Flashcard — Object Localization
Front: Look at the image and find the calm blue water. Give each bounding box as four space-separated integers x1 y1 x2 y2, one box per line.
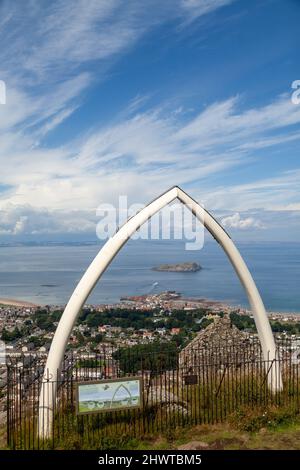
0 240 299 312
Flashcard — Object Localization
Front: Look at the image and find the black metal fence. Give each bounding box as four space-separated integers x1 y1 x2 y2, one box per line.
5 337 300 449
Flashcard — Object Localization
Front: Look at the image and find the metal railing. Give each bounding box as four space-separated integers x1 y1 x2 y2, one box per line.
5 337 300 449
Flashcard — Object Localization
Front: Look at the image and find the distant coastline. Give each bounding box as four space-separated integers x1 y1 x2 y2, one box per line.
0 294 299 317
0 298 39 307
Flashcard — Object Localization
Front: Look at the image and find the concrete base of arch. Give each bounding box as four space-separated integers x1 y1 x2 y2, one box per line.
38 186 282 438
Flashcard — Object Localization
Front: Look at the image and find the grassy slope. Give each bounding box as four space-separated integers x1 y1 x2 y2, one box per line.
1 422 300 450
2 405 300 450
119 422 300 450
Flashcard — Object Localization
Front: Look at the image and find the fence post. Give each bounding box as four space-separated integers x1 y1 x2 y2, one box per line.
6 364 10 448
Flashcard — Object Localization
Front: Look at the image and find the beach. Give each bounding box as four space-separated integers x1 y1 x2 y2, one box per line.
0 298 39 308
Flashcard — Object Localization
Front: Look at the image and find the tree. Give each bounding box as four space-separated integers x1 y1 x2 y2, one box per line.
113 342 178 374
1 327 22 342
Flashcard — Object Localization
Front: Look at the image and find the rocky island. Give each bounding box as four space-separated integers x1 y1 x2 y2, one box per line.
152 262 201 272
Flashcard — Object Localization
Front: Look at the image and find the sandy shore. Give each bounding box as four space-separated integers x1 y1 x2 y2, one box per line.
0 298 39 307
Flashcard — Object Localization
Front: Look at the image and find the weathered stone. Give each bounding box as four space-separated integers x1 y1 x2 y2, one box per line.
178 441 209 450
179 315 262 373
144 385 188 414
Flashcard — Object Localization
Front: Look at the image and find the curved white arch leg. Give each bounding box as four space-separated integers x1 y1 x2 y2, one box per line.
39 186 282 438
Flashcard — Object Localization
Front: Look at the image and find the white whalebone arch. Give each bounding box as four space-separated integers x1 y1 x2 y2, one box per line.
39 186 282 437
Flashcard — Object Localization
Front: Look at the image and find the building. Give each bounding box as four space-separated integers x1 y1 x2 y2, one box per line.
179 315 261 373
170 327 181 335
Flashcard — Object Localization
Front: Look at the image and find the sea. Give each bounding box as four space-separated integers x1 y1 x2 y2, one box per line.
0 240 299 313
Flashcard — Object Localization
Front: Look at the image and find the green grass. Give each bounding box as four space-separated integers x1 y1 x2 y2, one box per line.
112 418 300 451
54 417 300 450
6 370 300 450
4 407 300 450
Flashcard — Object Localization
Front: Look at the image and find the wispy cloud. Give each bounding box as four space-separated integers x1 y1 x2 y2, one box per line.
204 170 300 212
0 0 137 83
175 94 300 152
0 0 300 239
1 92 300 237
0 0 232 83
0 73 90 132
180 0 235 22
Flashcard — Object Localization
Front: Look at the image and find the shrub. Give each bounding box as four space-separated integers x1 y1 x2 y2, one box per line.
230 406 299 433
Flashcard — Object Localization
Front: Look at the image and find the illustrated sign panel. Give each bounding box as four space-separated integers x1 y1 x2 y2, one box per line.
76 377 143 414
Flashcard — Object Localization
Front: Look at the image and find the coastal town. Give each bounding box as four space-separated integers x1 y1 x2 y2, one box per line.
1 291 300 359
1 292 300 451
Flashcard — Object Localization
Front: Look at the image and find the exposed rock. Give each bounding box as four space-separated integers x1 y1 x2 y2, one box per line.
145 385 188 415
259 427 268 435
178 441 209 450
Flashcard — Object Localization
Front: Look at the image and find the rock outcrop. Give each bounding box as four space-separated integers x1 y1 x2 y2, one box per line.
152 262 201 272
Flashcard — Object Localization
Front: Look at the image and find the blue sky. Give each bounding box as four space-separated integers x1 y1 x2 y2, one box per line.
0 0 299 242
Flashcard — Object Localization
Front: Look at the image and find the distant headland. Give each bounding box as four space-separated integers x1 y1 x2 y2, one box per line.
152 262 201 272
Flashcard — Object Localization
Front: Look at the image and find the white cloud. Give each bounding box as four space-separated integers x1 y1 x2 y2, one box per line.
0 0 243 217
0 0 299 239
1 93 300 216
0 73 90 132
0 203 97 236
221 212 265 230
175 94 300 151
204 170 300 212
0 0 230 84
181 0 235 22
